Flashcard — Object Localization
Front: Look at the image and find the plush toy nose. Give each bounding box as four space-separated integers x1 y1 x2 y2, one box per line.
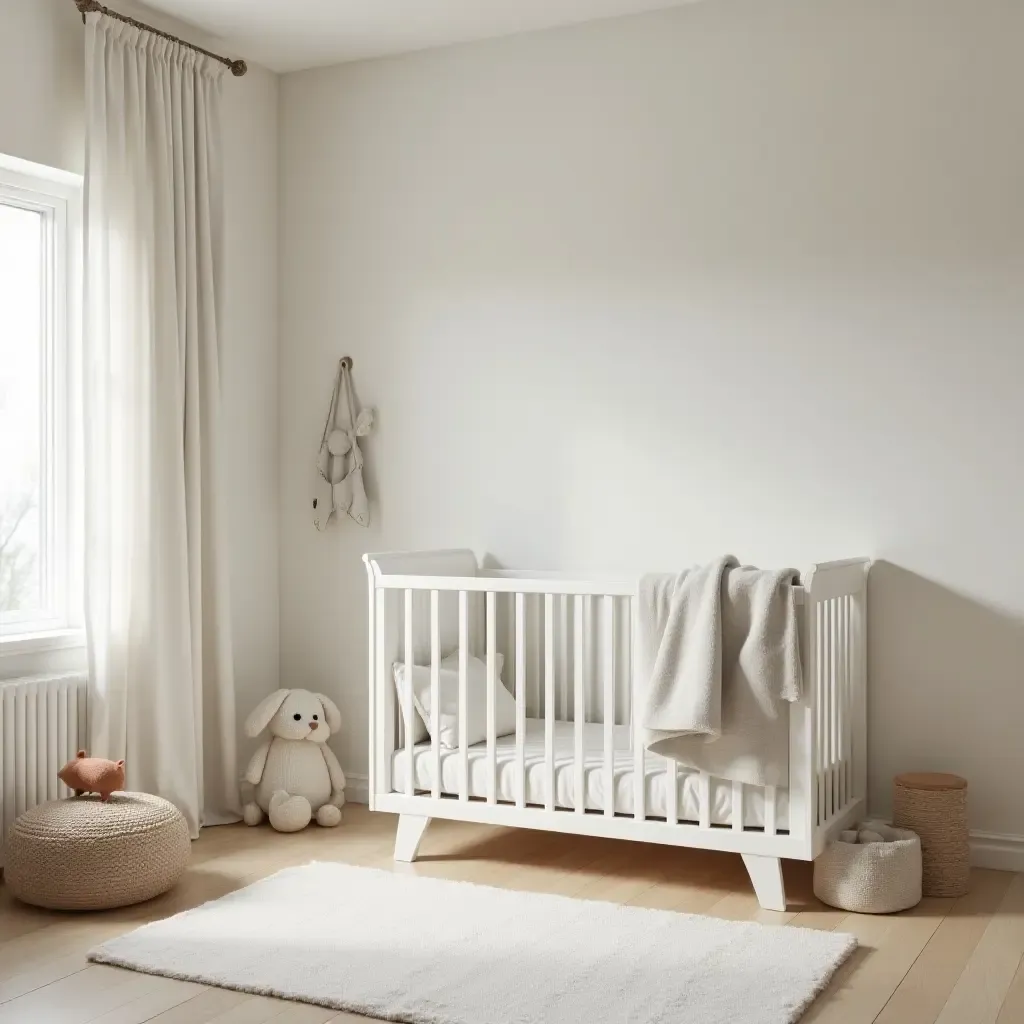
308 721 319 730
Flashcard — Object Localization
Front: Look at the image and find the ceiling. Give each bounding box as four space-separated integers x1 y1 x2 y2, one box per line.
139 0 695 74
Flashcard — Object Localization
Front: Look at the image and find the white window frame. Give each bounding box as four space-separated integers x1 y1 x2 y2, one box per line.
0 155 83 650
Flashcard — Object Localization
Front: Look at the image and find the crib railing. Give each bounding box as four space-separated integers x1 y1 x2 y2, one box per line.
803 561 869 855
365 550 868 862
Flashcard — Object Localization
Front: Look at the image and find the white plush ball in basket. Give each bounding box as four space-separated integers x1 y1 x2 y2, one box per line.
813 821 922 914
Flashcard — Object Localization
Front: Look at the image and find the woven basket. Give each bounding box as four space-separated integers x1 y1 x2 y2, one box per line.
5 792 190 910
892 772 969 897
813 821 922 914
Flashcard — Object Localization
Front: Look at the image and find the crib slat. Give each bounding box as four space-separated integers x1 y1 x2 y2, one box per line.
854 589 868 803
830 597 838 811
544 594 555 811
515 593 526 808
832 599 839 818
822 599 830 823
698 772 711 829
822 600 830 823
456 591 469 801
532 595 542 722
843 594 852 809
506 592 516 709
486 591 498 804
430 590 441 800
631 597 645 821
560 594 570 721
841 597 848 808
372 590 386 800
732 781 744 832
603 596 615 818
574 595 585 814
665 758 678 826
834 596 843 810
816 602 824 827
404 589 415 796
823 600 831 822
823 598 831 819
765 785 777 836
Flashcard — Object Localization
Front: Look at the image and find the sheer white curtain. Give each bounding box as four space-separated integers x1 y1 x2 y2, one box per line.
82 12 239 835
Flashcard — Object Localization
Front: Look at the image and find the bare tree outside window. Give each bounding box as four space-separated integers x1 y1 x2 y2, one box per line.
0 187 48 630
0 491 38 613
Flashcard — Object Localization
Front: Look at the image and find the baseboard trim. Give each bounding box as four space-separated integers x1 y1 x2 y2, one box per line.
969 831 1024 873
346 773 369 806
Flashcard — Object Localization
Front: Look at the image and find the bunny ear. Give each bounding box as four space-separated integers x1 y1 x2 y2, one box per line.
245 689 290 737
316 693 342 733
354 409 374 437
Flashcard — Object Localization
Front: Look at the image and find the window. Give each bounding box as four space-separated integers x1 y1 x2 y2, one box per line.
0 158 81 639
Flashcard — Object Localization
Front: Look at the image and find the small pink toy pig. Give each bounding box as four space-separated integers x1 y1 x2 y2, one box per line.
58 750 126 801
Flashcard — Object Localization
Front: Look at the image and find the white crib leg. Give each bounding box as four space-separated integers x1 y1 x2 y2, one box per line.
741 854 787 911
394 814 431 863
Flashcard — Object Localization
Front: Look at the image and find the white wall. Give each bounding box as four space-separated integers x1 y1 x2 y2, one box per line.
0 0 281 755
280 0 1024 836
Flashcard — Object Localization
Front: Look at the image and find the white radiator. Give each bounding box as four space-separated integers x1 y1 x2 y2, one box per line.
0 673 88 867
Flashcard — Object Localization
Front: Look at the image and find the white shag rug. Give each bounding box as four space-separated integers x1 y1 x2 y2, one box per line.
89 862 855 1024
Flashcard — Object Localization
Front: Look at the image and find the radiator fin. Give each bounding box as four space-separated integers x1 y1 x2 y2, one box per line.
0 674 87 867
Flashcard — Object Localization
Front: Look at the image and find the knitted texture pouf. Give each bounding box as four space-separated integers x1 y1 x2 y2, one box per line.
813 821 922 914
892 773 969 898
5 793 190 910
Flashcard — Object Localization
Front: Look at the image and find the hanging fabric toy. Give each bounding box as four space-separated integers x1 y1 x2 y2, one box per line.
314 358 374 530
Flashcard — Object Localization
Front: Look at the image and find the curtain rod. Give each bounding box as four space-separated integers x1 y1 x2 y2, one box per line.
74 0 248 77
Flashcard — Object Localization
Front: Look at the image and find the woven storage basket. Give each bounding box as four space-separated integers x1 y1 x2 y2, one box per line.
5 792 190 910
892 772 969 897
813 821 922 914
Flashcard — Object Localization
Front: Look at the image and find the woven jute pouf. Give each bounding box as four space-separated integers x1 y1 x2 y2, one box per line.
892 773 969 898
5 793 190 910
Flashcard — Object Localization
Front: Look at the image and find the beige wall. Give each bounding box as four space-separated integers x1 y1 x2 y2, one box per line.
0 0 281 754
279 0 1024 838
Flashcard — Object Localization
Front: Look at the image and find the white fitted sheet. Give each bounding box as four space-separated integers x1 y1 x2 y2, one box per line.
392 719 789 830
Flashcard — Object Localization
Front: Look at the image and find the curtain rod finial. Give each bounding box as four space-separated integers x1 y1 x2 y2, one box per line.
230 59 248 77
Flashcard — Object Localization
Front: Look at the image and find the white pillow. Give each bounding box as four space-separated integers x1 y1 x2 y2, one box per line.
392 652 516 750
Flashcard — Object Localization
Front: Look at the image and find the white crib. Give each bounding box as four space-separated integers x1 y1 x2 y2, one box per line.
363 549 868 910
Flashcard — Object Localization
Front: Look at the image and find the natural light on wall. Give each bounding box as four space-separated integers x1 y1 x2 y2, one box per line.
0 158 80 639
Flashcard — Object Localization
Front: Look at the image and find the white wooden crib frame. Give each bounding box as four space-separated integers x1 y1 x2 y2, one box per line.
363 550 869 911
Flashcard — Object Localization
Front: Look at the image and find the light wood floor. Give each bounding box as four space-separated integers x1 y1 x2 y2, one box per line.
1 806 1021 1023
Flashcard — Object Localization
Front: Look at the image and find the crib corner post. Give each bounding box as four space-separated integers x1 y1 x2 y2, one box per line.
365 555 378 809
789 585 818 857
741 854 787 912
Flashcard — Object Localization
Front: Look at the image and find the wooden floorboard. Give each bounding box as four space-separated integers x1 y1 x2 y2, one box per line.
0 805 1019 1023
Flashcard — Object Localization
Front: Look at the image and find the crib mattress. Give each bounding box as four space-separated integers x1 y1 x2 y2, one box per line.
391 719 789 830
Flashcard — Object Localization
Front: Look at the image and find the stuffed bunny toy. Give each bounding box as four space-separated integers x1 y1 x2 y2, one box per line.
242 689 346 832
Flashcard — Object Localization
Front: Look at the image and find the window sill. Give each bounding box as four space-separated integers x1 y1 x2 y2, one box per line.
0 629 86 658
